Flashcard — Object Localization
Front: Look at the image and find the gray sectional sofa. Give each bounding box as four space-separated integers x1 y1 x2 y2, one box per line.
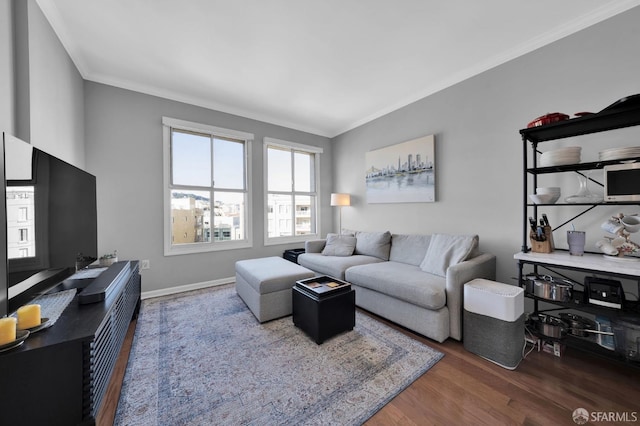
298 231 496 342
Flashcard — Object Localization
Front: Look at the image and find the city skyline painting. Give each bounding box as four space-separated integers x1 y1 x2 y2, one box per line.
365 134 435 204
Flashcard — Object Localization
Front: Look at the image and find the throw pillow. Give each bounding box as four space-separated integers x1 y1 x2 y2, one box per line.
389 234 432 266
419 234 479 277
354 231 392 260
321 234 357 257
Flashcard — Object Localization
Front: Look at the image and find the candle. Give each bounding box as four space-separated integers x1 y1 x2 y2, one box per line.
17 304 41 330
0 317 17 345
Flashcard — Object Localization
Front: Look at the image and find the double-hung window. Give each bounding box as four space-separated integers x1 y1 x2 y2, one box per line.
163 117 253 255
264 137 322 244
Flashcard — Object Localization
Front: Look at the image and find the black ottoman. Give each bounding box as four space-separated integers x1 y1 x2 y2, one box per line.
293 276 355 344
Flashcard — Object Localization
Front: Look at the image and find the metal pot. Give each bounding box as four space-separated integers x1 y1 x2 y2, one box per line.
530 313 568 339
560 313 596 337
525 274 573 302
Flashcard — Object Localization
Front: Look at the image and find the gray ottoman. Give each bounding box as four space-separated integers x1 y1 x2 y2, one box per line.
235 256 315 322
463 278 524 370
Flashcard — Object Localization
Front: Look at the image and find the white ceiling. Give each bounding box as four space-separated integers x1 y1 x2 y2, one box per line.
36 0 640 137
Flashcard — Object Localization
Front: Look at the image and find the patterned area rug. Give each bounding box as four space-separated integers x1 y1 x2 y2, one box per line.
115 285 443 425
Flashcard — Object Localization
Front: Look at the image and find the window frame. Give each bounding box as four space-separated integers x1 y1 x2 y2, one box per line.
163 117 253 256
263 137 322 246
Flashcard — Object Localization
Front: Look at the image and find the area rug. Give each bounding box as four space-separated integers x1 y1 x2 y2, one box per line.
114 284 443 425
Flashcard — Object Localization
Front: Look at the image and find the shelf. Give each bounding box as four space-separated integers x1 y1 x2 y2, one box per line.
528 328 640 368
521 289 637 317
520 106 640 143
519 99 640 369
515 251 640 278
527 157 640 175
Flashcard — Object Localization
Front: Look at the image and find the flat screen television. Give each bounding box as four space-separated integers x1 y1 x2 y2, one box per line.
2 133 97 316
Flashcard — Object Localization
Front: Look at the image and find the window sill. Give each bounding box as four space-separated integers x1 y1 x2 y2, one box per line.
264 235 319 247
165 240 252 256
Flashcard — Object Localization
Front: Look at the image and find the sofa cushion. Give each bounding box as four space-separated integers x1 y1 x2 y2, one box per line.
389 234 432 266
298 253 384 280
321 233 357 257
305 239 327 254
419 234 479 277
354 231 392 260
346 261 446 310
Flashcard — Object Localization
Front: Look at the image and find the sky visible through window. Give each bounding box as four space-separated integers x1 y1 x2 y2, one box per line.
172 132 310 193
172 131 245 189
267 147 311 192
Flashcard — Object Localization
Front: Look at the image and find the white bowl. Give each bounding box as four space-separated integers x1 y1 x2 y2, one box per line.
529 194 553 204
536 187 561 204
536 186 560 194
621 215 640 233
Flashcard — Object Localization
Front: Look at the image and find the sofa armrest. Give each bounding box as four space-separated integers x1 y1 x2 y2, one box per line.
305 239 327 254
445 253 496 340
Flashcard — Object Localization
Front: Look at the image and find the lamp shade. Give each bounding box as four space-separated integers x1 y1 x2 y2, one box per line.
330 193 351 207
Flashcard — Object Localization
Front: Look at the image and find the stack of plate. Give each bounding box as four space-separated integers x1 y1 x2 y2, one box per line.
599 146 640 161
540 147 581 167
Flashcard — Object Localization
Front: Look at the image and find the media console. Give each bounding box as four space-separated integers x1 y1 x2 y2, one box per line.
0 261 141 425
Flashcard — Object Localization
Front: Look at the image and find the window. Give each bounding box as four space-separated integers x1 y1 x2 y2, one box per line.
163 117 253 255
18 207 28 222
264 137 322 244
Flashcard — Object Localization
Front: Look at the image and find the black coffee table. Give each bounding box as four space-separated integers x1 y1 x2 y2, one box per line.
292 276 355 344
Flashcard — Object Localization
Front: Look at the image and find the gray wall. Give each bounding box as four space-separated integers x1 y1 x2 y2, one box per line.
26 0 85 166
84 82 332 292
0 0 15 135
332 7 640 285
1 0 84 168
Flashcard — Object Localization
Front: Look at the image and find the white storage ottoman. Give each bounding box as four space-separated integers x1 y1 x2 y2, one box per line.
463 278 524 369
235 256 315 323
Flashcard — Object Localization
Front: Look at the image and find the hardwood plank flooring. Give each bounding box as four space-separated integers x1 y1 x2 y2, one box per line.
101 312 640 425
365 312 640 426
97 319 137 426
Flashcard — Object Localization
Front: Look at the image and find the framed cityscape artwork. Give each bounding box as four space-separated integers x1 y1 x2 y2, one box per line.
365 134 435 203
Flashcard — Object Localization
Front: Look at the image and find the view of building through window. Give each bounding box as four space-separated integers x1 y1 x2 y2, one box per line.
6 186 35 258
170 190 245 243
267 194 313 237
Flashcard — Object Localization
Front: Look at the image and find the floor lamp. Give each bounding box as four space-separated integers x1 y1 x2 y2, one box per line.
330 193 351 235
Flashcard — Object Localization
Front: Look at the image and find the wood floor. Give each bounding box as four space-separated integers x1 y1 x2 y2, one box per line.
100 311 640 426
366 313 640 426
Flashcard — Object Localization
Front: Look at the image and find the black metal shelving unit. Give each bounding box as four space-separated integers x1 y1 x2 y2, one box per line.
516 103 640 368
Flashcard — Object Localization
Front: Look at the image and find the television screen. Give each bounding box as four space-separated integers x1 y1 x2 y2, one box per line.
4 134 97 313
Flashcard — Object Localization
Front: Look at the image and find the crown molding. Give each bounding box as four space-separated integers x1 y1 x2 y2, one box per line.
36 0 640 139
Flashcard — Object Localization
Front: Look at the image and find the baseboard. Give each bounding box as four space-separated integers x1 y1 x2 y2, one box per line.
141 276 235 300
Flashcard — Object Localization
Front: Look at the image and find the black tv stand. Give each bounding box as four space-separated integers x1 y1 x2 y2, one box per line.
0 261 141 425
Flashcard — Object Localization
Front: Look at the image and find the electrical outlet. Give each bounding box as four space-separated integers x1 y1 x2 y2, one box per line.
141 259 150 270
